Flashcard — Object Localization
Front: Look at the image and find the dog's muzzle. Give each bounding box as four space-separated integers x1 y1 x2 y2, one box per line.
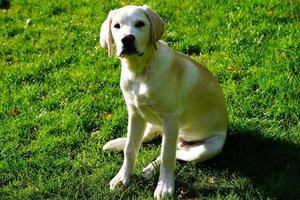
119 34 144 57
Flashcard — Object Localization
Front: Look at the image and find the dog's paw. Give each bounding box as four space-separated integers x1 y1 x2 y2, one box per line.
142 161 159 179
154 178 174 199
109 167 132 190
142 166 154 179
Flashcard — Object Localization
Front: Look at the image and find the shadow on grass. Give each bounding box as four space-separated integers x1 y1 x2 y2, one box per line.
106 127 299 199
0 0 10 9
179 127 300 199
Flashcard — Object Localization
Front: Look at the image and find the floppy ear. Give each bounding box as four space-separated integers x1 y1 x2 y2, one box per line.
142 5 164 49
99 10 117 57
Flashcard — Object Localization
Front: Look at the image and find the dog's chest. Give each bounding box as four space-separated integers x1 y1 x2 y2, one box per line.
126 80 152 107
127 81 148 104
123 80 161 124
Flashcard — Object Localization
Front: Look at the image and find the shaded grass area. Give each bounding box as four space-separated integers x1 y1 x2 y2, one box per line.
0 0 299 199
202 129 300 199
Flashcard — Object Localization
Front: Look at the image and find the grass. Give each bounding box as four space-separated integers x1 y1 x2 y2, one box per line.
0 0 299 199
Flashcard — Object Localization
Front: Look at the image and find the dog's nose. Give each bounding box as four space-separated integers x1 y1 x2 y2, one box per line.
121 34 135 46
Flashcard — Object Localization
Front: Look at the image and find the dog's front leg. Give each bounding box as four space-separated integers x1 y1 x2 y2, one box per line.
109 111 146 190
154 117 178 199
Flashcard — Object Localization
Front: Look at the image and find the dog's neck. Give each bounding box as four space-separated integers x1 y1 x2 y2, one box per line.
120 46 157 78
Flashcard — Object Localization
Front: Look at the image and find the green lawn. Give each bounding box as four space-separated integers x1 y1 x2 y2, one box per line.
0 0 299 199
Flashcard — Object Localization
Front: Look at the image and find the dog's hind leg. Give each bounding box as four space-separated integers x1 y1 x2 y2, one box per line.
142 123 162 143
102 137 127 152
142 132 226 179
102 123 162 151
176 133 226 162
142 156 161 179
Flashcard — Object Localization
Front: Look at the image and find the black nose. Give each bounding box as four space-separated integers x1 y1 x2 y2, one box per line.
121 34 135 46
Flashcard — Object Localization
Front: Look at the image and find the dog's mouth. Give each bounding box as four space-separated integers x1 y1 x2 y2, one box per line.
119 45 144 58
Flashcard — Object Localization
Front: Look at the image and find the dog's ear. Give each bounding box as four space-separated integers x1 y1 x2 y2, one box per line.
100 10 117 57
142 5 164 50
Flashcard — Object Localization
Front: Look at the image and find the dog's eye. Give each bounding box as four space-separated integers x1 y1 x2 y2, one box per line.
135 21 145 28
114 23 120 29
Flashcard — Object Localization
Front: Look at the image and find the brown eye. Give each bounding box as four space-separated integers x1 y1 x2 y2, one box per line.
135 21 145 28
114 23 120 29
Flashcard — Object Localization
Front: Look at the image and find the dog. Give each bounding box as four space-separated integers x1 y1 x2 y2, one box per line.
100 5 227 199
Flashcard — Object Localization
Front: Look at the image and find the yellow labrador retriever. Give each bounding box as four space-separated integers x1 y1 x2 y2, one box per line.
100 5 227 199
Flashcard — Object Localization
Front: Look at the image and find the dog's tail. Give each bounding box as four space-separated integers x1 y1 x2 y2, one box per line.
102 137 127 152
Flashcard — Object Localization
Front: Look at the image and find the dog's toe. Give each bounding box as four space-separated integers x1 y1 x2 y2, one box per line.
154 179 174 199
109 167 131 190
142 157 160 179
142 166 154 179
142 162 158 179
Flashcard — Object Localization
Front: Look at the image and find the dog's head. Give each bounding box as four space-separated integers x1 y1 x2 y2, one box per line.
100 5 164 58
